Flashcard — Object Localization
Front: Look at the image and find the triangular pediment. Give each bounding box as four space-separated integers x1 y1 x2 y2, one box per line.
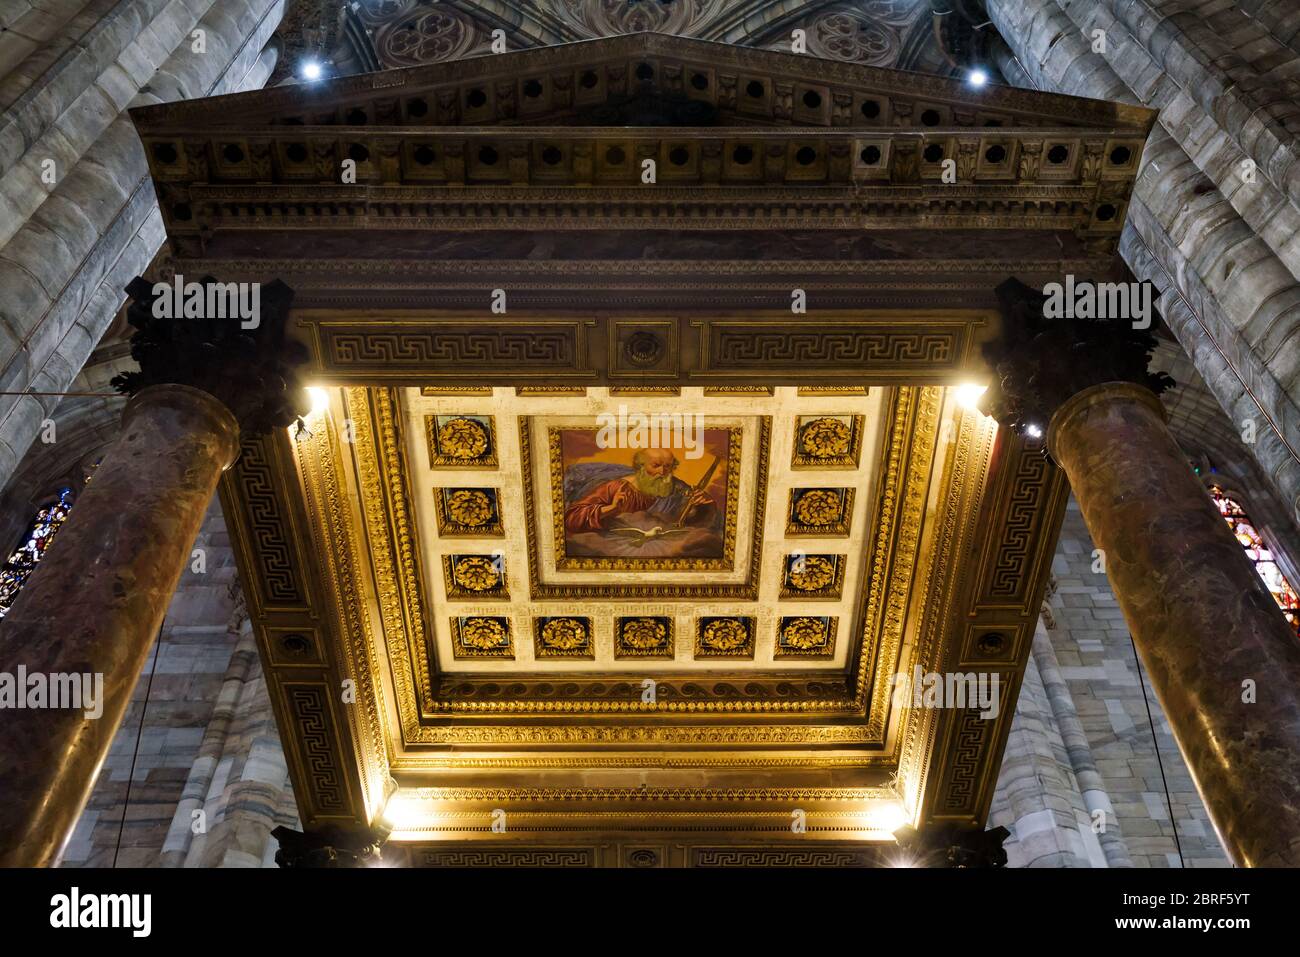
131 31 1153 134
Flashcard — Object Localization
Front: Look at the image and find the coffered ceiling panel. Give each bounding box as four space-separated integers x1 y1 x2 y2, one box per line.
403 387 886 673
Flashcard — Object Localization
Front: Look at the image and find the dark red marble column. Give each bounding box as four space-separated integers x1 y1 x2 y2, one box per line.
0 276 305 867
1048 382 1300 867
0 386 238 867
981 276 1300 866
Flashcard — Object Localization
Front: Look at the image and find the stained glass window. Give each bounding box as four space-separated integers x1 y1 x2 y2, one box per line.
0 488 74 619
1208 486 1300 637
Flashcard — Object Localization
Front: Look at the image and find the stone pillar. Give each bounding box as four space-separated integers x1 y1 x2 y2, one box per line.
0 277 306 867
981 278 1300 867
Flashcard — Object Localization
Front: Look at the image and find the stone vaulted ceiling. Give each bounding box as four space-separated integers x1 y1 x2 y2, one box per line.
272 0 969 85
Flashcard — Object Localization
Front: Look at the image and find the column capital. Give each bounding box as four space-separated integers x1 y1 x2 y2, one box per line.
896 824 1011 867
978 276 1174 436
111 275 310 437
271 824 390 868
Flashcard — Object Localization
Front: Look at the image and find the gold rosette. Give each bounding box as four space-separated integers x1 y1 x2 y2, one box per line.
800 417 851 457
541 618 588 651
788 555 835 591
701 618 748 651
781 617 828 651
461 618 507 649
453 556 500 592
447 489 493 526
795 489 841 526
438 417 489 459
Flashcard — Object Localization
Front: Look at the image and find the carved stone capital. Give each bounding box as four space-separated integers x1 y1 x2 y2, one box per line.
898 824 1011 868
271 824 389 869
978 277 1174 436
111 276 310 437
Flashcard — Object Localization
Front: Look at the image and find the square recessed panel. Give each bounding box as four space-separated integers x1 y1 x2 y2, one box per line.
450 616 513 659
695 616 755 659
435 487 504 536
614 616 675 659
787 487 854 536
779 554 845 600
791 414 864 468
775 616 838 659
426 414 498 468
535 616 595 659
443 554 508 600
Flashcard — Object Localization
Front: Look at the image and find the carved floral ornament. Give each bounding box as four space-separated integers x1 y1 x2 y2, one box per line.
452 556 500 592
621 617 668 650
446 489 493 527
795 489 842 526
540 617 589 651
438 417 489 459
789 555 836 591
460 617 508 649
700 618 749 651
780 616 828 650
799 417 852 458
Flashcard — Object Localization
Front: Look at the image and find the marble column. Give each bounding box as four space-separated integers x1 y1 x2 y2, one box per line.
0 277 306 867
982 278 1300 867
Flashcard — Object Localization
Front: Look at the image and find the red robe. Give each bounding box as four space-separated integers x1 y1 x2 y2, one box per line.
564 479 658 534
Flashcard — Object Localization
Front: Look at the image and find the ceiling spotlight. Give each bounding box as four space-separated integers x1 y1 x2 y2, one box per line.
300 60 323 81
307 386 330 415
954 383 988 411
967 68 989 88
1025 423 1044 438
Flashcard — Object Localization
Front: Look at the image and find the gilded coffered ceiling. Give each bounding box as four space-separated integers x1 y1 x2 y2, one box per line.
404 386 884 675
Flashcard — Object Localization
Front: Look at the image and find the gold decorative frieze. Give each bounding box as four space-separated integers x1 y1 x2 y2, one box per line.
427 414 498 469
779 554 845 600
798 386 869 395
534 617 595 660
451 616 514 659
421 387 493 396
517 386 587 396
695 617 755 659
435 487 504 537
775 617 839 659
787 487 854 536
703 386 774 395
792 414 864 468
614 616 676 660
442 554 508 600
608 386 681 396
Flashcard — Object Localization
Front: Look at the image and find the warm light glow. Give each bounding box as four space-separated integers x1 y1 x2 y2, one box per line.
300 60 323 81
307 386 330 415
864 801 910 835
967 68 989 88
954 383 988 411
1025 423 1043 438
379 794 426 834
